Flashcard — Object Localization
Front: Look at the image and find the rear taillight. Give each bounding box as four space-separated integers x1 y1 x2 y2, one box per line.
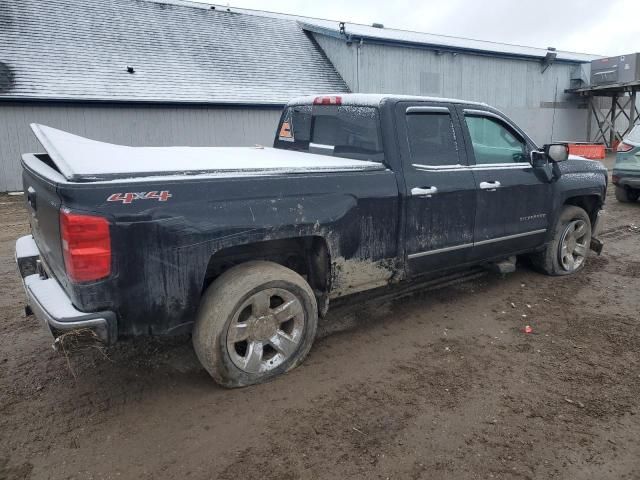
60 210 111 283
313 95 342 105
617 142 633 152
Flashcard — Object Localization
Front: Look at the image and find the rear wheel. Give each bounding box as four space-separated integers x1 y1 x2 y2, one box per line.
615 185 639 203
531 205 592 276
193 261 318 388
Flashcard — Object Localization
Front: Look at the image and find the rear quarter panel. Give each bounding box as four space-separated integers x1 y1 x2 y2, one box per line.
58 169 400 337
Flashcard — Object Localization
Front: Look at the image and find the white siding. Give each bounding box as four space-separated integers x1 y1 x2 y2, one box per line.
314 34 590 146
0 103 282 191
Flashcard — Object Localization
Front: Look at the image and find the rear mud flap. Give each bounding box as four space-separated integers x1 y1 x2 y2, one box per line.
590 237 603 255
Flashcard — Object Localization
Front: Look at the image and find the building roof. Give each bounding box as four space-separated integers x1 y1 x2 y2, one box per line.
0 0 349 104
204 3 601 63
301 23 601 63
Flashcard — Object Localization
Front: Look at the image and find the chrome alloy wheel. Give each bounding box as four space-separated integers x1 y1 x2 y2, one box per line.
226 288 305 374
558 219 589 272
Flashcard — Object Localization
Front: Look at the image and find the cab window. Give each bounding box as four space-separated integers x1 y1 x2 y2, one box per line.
274 105 384 163
405 112 460 166
465 115 527 164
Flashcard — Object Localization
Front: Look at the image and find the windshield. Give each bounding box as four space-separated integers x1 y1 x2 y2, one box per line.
274 105 385 162
626 124 640 145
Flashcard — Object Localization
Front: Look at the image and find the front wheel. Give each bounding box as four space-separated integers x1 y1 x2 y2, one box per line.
530 205 592 276
193 261 318 388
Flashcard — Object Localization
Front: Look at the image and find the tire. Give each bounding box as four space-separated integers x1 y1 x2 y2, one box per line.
530 205 592 276
193 260 318 388
615 185 639 203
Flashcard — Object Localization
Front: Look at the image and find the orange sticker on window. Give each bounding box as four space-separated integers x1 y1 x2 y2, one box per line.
279 121 294 142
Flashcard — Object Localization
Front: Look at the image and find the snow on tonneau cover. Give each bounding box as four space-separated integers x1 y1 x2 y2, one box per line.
29 124 384 182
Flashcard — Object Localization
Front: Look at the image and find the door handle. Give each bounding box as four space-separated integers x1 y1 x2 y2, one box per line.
479 181 501 191
411 186 438 196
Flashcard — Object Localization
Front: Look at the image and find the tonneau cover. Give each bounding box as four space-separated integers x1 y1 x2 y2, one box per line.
30 124 384 182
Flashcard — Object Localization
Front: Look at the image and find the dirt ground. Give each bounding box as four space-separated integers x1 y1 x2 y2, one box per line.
1 173 639 479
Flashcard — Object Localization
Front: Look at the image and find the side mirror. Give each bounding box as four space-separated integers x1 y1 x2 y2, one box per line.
544 143 569 163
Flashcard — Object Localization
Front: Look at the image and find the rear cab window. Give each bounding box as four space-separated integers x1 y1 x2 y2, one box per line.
274 104 385 163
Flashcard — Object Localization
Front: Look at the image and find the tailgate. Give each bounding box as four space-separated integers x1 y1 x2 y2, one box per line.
22 159 67 289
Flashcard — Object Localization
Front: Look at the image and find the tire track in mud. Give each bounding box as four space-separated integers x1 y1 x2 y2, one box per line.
217 337 497 480
217 252 640 480
597 224 640 240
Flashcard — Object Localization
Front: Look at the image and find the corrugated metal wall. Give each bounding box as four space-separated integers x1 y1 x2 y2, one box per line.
313 34 589 146
0 103 282 191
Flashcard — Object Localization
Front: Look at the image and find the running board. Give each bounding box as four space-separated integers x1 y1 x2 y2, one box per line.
331 267 487 311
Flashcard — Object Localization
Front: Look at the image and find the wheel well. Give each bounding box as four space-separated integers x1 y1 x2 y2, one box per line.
564 195 602 226
202 236 330 296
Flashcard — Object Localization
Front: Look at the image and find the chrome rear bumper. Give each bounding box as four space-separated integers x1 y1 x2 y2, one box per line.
16 235 116 344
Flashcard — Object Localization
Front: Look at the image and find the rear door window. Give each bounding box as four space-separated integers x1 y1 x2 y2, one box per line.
405 111 460 166
274 105 384 162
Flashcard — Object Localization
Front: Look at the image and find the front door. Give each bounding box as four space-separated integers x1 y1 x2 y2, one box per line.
396 102 477 275
457 107 552 261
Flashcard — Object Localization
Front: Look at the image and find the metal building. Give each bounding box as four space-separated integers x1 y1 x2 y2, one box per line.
225 6 600 145
0 0 602 192
308 27 599 144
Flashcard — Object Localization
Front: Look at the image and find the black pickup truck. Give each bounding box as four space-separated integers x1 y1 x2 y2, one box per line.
16 94 607 387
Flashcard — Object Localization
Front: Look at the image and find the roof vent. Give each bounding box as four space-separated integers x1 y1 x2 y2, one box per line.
126 66 135 74
210 5 234 13
541 47 557 73
372 22 384 28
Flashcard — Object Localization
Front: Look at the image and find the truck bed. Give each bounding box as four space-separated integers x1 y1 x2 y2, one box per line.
20 124 400 338
29 124 385 182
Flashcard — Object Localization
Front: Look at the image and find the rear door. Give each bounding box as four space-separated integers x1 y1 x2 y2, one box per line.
396 102 476 275
457 107 552 260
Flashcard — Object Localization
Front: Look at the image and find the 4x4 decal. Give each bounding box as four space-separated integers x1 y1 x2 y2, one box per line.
107 191 172 204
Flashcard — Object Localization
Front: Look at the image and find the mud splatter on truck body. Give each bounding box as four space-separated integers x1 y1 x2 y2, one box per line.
22 152 401 337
